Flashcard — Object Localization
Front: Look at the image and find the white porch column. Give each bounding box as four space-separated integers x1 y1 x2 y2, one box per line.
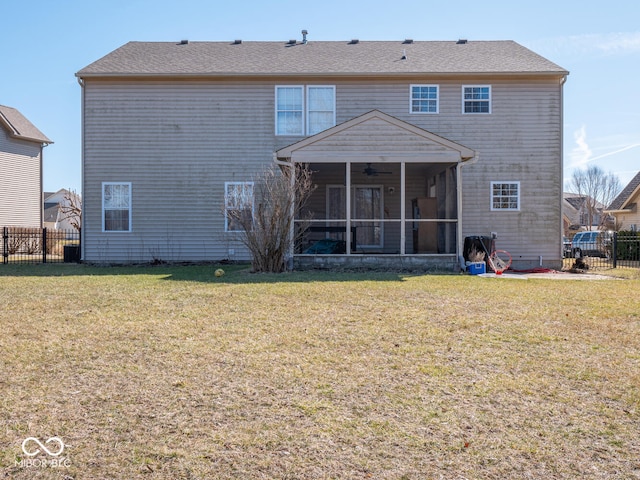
456 162 463 261
400 162 406 255
346 161 352 255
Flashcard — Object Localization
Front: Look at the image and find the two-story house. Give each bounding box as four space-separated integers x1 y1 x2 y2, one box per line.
76 37 568 269
0 104 53 228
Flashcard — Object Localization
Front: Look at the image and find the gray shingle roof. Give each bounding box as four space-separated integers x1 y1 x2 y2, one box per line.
0 105 52 144
608 171 640 210
77 40 568 77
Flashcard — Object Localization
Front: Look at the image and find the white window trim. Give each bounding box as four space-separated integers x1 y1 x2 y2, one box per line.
462 85 492 114
224 181 254 232
490 181 520 211
102 182 132 232
275 86 304 136
306 85 336 135
410 84 439 114
275 85 336 136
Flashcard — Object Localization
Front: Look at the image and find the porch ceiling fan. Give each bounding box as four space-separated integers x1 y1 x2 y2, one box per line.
362 163 392 176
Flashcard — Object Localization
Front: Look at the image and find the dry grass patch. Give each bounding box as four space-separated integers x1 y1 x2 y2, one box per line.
1 264 639 479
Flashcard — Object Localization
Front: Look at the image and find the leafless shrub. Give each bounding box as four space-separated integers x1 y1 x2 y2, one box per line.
7 234 25 254
467 246 485 263
227 164 315 273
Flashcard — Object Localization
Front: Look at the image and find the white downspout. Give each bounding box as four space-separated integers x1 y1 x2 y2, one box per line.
559 75 567 262
288 159 295 270
77 75 85 261
457 153 479 266
273 154 296 269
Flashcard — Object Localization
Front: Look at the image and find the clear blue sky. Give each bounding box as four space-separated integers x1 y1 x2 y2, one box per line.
3 0 639 193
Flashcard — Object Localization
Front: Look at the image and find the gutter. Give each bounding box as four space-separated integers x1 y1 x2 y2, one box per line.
74 71 570 80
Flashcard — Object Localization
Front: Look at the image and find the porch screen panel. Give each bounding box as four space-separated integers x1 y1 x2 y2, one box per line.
327 186 346 242
354 187 382 247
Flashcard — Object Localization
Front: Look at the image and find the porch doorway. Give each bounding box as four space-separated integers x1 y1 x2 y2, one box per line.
328 185 384 250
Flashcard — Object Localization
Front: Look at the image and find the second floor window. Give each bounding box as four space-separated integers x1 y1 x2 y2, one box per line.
410 85 439 113
276 86 335 135
463 85 491 114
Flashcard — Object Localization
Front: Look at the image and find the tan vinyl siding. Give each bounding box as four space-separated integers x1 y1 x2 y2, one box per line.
83 75 563 263
615 210 640 230
457 81 563 262
0 127 42 227
83 80 275 262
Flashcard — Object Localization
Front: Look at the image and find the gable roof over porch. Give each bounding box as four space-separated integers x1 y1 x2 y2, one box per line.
276 110 476 163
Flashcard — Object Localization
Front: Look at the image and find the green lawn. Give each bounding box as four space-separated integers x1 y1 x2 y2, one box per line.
1 264 639 479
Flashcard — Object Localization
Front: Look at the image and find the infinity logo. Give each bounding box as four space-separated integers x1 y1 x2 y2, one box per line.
21 437 65 457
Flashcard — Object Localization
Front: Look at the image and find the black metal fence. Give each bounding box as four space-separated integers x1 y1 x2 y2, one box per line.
564 230 640 270
2 227 81 264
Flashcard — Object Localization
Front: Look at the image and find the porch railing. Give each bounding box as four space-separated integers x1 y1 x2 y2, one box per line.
295 219 457 255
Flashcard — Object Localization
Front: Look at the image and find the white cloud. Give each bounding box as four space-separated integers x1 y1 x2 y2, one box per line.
589 143 640 162
569 125 592 168
529 32 640 58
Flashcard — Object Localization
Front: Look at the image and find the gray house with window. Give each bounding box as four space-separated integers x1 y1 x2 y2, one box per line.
76 38 568 269
0 104 53 228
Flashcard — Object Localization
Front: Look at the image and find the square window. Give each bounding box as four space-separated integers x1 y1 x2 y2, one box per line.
410 85 439 113
491 182 520 211
463 86 491 114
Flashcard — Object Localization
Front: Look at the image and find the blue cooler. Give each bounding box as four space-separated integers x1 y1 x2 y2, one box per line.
467 262 486 275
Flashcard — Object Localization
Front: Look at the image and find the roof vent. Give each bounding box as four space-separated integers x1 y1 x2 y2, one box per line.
401 49 407 60
456 39 468 44
403 39 414 44
179 39 189 45
287 39 297 45
233 39 242 45
302 29 308 44
349 39 359 44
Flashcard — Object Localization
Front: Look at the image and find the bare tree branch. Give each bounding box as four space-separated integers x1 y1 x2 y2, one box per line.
570 166 620 230
59 188 82 231
226 164 315 273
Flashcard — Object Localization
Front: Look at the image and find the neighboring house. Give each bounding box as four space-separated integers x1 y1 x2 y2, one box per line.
563 192 613 235
44 189 82 230
606 171 640 231
0 105 53 228
76 37 568 269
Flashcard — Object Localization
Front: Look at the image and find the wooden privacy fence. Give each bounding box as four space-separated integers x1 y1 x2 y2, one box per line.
1 227 81 264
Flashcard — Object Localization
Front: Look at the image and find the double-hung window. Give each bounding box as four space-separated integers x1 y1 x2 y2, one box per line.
275 86 335 135
410 85 439 114
491 181 520 211
102 182 131 232
463 85 491 114
225 182 254 232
